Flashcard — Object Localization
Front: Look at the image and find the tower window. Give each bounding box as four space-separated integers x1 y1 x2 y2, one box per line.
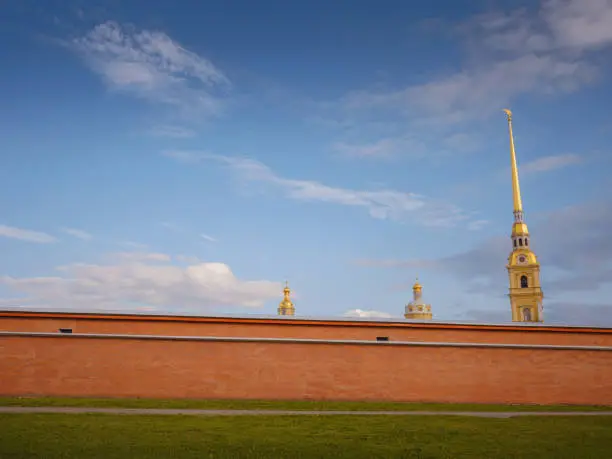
518 238 523 246
520 275 528 288
525 239 529 246
513 239 517 248
522 307 532 321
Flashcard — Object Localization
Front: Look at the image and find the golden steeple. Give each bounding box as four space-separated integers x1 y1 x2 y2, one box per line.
504 109 523 214
277 281 295 316
503 109 544 323
404 277 432 320
504 109 530 239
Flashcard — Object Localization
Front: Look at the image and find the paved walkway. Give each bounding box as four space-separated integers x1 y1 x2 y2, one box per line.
1 407 612 418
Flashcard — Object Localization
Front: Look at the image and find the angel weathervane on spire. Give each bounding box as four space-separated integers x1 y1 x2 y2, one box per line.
503 108 512 121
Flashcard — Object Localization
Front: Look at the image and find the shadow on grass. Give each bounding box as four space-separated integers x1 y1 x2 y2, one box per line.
1 396 610 412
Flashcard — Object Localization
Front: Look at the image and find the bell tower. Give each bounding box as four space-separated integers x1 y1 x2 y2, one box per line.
503 109 544 323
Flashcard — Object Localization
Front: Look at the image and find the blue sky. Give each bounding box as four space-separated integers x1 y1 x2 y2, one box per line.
1 0 612 325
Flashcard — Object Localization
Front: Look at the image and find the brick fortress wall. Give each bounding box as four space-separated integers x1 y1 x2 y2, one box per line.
1 311 611 405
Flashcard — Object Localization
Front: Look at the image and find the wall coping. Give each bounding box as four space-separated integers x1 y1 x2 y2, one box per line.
2 331 611 351
1 308 611 334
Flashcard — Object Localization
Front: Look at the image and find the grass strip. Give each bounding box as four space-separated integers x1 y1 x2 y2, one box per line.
1 413 611 458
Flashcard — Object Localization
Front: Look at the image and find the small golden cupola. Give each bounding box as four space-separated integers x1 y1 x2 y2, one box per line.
404 277 432 320
277 281 295 316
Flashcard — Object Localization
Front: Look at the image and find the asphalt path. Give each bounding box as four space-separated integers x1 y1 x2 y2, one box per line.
1 407 612 418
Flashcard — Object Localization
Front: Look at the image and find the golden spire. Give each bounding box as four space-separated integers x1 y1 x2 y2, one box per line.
412 276 422 291
278 280 295 316
503 109 543 323
503 109 524 215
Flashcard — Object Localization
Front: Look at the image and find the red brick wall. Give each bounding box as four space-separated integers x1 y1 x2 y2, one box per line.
2 315 612 346
1 334 611 405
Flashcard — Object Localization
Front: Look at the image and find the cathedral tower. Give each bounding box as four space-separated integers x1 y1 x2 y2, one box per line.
277 281 295 316
404 278 432 320
503 109 544 323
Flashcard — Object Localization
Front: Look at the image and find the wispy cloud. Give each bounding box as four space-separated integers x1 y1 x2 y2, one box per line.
70 21 231 118
120 241 148 250
2 252 280 311
160 221 218 243
176 255 201 264
462 301 612 327
344 309 394 319
148 125 197 138
331 137 427 160
467 220 489 231
160 221 182 232
321 0 612 159
444 0 612 118
113 252 171 262
355 200 612 301
164 151 480 228
341 54 593 127
61 227 93 241
200 233 217 243
0 225 57 244
540 0 612 51
520 153 583 174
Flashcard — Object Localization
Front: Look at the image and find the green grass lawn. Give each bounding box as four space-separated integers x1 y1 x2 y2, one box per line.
1 396 610 412
1 413 611 459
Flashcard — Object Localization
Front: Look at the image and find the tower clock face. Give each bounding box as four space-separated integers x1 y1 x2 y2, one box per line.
517 255 527 264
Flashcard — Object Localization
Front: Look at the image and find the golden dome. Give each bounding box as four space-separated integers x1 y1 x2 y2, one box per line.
278 281 295 315
412 278 422 291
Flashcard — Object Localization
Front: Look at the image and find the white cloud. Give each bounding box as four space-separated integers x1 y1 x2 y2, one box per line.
61 227 93 241
2 253 281 311
164 151 480 228
521 153 583 174
544 0 612 51
344 309 394 319
71 21 230 118
0 225 57 244
200 233 217 243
